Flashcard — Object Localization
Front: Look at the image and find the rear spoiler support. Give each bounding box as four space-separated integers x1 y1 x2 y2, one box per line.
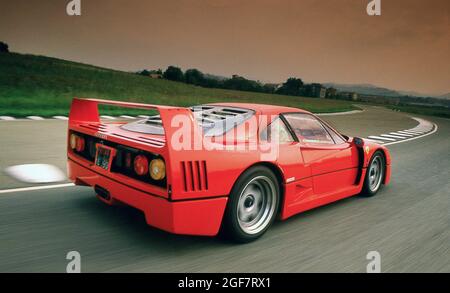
69 98 202 196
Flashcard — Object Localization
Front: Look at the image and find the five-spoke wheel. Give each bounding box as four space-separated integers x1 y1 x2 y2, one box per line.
222 166 279 242
361 151 386 196
237 176 277 235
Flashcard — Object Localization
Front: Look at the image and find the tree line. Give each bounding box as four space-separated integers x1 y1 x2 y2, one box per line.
0 41 9 53
137 66 329 98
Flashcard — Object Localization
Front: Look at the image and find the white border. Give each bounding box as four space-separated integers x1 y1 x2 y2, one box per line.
0 183 75 195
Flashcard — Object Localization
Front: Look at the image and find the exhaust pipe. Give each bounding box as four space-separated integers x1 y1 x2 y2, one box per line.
95 185 111 201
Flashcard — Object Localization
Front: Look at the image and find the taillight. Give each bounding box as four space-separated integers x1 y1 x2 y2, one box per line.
76 136 85 152
133 155 149 176
149 158 166 180
70 133 85 152
70 133 78 149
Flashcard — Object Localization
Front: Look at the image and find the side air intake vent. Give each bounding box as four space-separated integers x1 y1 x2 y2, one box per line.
181 161 208 192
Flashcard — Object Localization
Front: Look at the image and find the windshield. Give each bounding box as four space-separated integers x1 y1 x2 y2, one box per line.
120 105 255 137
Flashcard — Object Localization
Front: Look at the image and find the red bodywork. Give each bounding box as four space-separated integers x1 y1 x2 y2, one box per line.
67 98 391 236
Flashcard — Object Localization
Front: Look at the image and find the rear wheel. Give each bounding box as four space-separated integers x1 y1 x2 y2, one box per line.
222 166 280 243
360 151 385 197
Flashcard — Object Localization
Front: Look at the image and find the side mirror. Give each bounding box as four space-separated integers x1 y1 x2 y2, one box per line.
351 137 365 147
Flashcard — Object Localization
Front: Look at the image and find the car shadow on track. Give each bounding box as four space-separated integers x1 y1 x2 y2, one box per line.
69 185 391 251
71 193 228 249
278 186 392 223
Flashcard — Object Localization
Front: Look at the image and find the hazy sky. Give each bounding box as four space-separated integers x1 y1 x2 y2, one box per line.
1 0 449 95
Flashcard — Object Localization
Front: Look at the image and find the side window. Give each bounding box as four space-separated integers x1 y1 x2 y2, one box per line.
322 122 346 144
260 117 294 144
283 113 334 145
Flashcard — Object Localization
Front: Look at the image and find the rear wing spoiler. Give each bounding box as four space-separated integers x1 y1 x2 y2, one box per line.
69 97 181 122
69 98 200 139
68 97 201 143
69 98 204 197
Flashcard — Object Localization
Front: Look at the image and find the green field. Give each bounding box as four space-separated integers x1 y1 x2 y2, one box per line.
386 104 450 119
0 53 356 117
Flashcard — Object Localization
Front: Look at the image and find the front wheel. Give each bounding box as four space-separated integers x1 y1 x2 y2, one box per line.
360 151 385 197
222 166 280 243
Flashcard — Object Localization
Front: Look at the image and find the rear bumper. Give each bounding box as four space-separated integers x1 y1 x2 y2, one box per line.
68 159 227 236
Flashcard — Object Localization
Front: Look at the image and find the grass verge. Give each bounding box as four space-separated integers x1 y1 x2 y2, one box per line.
0 53 356 117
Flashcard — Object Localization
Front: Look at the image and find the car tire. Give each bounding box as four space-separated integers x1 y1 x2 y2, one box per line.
222 166 280 243
360 151 385 197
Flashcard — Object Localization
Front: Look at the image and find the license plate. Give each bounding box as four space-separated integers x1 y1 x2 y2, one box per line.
95 145 113 170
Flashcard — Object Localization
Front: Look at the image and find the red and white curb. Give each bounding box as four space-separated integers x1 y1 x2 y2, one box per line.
0 116 16 121
364 117 437 146
0 115 127 121
53 116 68 120
26 116 45 120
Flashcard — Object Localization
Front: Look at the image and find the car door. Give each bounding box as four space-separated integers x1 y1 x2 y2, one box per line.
282 113 358 199
259 116 310 181
259 116 315 215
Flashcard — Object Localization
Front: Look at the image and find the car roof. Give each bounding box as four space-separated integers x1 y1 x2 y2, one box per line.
206 102 310 115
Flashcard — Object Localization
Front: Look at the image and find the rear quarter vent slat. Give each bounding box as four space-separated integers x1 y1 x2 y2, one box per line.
195 161 202 190
181 160 208 192
202 161 208 190
188 161 195 191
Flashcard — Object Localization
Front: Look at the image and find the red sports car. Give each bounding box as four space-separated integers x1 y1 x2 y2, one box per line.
67 98 391 242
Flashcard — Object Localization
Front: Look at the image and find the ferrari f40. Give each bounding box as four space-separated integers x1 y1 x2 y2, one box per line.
67 98 391 242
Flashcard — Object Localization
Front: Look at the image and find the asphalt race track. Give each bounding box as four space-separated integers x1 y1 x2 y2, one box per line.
0 106 448 272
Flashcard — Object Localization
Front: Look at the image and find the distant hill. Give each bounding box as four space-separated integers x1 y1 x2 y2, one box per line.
323 82 450 99
323 83 401 97
204 73 228 81
437 93 450 100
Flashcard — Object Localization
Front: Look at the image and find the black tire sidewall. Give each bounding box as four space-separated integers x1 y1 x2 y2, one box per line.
222 166 280 243
361 151 385 197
